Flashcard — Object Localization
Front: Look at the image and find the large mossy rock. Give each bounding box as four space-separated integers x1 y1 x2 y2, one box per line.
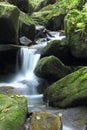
32 0 84 30
0 2 20 44
29 111 62 130
43 67 87 108
64 3 87 58
34 55 71 82
41 39 71 65
19 11 36 41
0 94 27 130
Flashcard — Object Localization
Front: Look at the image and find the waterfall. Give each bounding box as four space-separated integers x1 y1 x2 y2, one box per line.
16 48 41 81
19 48 40 74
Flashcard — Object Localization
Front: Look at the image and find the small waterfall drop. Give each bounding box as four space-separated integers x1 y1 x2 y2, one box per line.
15 48 41 82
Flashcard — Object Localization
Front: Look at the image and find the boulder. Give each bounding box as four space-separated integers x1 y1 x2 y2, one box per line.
29 111 62 130
41 39 71 65
0 2 20 44
43 66 87 108
19 11 36 41
0 94 27 130
34 55 71 82
64 3 87 58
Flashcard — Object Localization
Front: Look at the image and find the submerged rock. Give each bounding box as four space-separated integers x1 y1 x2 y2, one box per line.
43 66 87 108
29 111 62 130
34 55 71 83
0 94 27 130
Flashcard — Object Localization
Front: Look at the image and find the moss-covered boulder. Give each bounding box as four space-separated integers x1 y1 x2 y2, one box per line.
43 66 87 108
34 55 71 82
0 2 19 44
0 94 27 130
41 39 71 65
32 0 84 30
64 3 87 58
19 11 36 41
29 111 62 130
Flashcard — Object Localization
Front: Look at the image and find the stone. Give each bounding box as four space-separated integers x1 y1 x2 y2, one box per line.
41 39 70 65
0 94 27 130
0 2 20 44
19 11 36 41
19 36 32 46
34 55 71 82
43 66 87 108
29 111 62 130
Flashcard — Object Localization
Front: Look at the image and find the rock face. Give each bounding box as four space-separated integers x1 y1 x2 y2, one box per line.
64 3 87 58
43 67 87 108
34 55 71 82
0 94 27 130
0 2 19 44
29 111 62 130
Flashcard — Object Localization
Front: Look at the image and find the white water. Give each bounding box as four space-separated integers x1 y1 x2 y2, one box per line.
0 32 74 130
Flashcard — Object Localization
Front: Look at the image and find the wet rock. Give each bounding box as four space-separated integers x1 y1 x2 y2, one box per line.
0 94 27 130
0 87 14 94
29 111 62 130
43 66 87 108
34 55 71 83
0 2 19 44
20 36 32 46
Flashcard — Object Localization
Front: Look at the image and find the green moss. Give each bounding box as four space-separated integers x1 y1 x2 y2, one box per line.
19 11 35 25
44 67 87 107
32 0 83 26
0 94 27 130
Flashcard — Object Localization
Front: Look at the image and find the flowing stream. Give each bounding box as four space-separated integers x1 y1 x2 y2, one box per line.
0 31 76 130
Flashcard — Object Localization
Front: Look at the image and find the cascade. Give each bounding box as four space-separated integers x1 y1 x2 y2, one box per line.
0 30 76 130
